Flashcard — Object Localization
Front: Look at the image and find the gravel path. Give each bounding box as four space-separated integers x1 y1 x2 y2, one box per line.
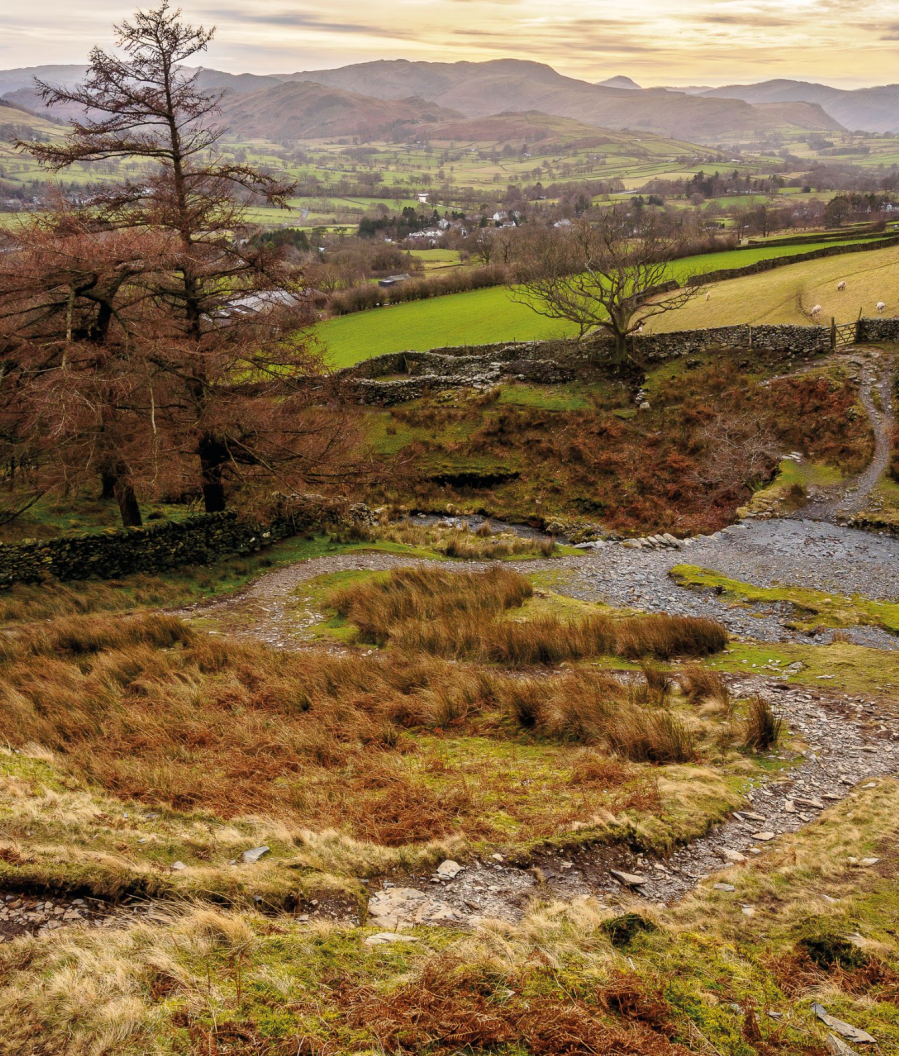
368 675 897 928
800 351 896 522
178 518 899 652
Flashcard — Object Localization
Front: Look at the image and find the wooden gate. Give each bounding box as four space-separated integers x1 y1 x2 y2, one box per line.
831 319 857 350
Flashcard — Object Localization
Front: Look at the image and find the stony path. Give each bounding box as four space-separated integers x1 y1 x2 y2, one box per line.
800 350 896 522
368 675 897 929
178 518 899 652
0 892 161 941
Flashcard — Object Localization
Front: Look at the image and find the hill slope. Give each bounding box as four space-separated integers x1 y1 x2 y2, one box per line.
278 59 829 141
218 80 461 140
701 79 899 133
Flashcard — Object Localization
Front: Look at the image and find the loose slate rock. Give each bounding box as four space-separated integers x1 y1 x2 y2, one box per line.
752 831 776 842
436 860 463 879
826 1035 859 1056
364 932 419 946
812 1005 876 1045
368 887 462 929
242 846 271 864
713 883 735 892
610 870 647 887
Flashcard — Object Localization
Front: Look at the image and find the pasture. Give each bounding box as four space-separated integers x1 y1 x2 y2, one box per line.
647 240 899 331
319 236 893 365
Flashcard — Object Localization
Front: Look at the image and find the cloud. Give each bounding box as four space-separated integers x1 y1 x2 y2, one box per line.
199 7 418 39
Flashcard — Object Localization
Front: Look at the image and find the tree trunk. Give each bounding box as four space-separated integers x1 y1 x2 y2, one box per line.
100 470 116 500
114 479 143 527
199 437 229 513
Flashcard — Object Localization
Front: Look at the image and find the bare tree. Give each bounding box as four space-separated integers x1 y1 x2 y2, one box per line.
0 207 166 526
511 213 698 364
16 3 360 515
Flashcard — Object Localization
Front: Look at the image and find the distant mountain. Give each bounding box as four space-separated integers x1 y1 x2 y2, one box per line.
700 79 899 133
218 81 461 140
0 59 865 144
0 65 88 96
278 59 833 141
597 76 641 90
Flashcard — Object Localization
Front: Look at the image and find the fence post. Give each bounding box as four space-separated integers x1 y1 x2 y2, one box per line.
831 318 836 351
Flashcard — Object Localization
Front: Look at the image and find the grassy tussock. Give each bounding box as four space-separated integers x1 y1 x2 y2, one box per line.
742 695 783 750
330 565 533 647
0 612 724 847
678 664 731 712
332 566 727 663
498 671 698 764
376 519 557 559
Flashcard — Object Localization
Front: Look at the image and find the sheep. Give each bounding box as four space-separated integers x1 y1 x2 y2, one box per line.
810 304 822 319
877 301 887 314
705 290 712 301
837 281 846 291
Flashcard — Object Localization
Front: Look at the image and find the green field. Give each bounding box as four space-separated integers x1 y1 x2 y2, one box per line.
319 236 893 365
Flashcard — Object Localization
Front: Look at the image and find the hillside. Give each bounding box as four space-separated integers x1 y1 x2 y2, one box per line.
753 100 845 132
417 109 662 147
279 59 830 141
701 78 899 133
218 81 461 141
0 60 867 143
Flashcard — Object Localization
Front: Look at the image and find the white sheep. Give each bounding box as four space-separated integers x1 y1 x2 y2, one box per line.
877 301 887 314
837 281 846 291
705 290 711 301
810 304 822 319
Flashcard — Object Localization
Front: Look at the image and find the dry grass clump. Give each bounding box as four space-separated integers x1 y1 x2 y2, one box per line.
0 611 710 845
742 695 783 750
330 565 533 646
499 670 698 764
332 567 727 665
342 956 691 1056
376 518 556 560
678 664 731 711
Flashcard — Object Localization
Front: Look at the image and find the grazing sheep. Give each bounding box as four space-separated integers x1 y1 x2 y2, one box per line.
705 290 712 301
877 301 887 313
810 304 822 319
838 281 846 291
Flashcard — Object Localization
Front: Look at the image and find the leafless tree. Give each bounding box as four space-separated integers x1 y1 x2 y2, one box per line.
15 3 362 515
511 213 698 364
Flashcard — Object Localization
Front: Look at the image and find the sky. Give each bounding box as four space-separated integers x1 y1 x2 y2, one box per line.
2 0 899 87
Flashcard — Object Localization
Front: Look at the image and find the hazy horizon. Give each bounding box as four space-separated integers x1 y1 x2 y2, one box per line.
2 0 898 90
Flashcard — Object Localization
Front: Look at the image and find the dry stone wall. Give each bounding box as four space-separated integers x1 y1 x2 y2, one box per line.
338 319 863 403
857 318 899 343
0 497 366 587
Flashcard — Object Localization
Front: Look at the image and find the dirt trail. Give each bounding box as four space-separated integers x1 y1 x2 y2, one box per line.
799 350 895 522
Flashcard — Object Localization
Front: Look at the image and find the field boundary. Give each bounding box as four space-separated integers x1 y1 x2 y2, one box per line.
0 498 370 586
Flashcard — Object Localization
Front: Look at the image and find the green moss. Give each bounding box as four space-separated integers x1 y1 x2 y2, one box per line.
711 640 899 697
672 563 899 635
